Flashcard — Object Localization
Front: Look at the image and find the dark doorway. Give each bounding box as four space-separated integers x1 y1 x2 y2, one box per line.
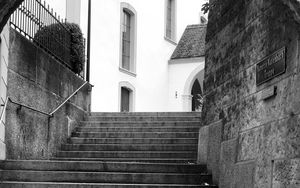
191 79 202 111
121 87 130 112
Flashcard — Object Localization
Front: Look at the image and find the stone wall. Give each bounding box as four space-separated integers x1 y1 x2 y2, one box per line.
0 23 10 160
201 0 300 187
5 28 91 160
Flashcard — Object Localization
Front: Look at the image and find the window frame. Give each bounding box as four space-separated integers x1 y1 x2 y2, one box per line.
119 2 137 76
164 0 177 44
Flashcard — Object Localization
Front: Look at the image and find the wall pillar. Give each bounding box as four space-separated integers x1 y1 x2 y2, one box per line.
0 22 10 160
182 94 192 111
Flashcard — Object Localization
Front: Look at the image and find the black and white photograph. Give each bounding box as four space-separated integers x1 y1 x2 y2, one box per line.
0 0 299 187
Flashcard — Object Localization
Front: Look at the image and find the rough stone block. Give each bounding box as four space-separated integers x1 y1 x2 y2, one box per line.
204 1 300 188
5 29 91 160
232 161 255 188
197 126 209 164
219 138 238 188
8 28 36 82
273 158 300 188
36 53 60 95
8 70 58 113
207 120 223 184
238 114 300 162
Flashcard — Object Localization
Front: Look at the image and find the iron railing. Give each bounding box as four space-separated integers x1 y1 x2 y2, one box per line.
10 0 84 78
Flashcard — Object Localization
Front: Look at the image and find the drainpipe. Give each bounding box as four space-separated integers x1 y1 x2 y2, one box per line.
86 0 91 82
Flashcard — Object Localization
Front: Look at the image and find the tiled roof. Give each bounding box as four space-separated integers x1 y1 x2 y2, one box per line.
171 24 206 60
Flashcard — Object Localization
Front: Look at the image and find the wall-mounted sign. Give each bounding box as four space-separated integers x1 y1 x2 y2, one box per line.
256 47 286 85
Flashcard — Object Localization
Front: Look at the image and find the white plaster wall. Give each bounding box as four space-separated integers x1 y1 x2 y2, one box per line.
46 0 67 20
90 0 205 112
66 0 81 24
0 23 10 160
45 0 207 112
46 0 83 26
168 58 205 112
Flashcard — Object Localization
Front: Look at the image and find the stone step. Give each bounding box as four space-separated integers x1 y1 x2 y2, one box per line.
0 182 217 188
0 170 212 184
86 116 201 122
61 144 198 151
80 121 201 127
0 160 207 174
72 132 199 139
76 126 200 133
69 138 198 144
51 158 197 163
56 151 197 159
90 112 201 117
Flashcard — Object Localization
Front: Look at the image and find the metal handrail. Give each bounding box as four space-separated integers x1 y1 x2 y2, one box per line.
1 82 88 119
49 81 89 117
9 98 51 116
0 97 9 123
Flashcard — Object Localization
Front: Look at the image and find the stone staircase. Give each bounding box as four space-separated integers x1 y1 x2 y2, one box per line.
0 112 217 187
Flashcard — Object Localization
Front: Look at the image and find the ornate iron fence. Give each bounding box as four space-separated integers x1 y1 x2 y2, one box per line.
10 0 85 78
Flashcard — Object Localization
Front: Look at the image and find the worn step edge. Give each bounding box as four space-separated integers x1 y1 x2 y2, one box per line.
86 117 201 120
87 115 201 118
62 143 198 146
72 132 199 135
61 144 197 151
0 170 211 184
76 127 200 130
57 151 197 153
51 158 197 163
70 137 198 140
90 112 201 116
68 138 198 144
0 160 206 173
56 151 197 158
0 182 216 188
81 121 201 123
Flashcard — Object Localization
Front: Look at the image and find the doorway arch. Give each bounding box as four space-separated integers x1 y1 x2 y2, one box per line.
182 65 204 111
191 79 202 111
118 81 135 112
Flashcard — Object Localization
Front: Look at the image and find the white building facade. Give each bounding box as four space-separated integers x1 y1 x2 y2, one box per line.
168 24 206 112
89 0 207 112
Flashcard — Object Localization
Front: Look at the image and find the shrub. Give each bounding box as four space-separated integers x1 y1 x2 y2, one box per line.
34 22 85 74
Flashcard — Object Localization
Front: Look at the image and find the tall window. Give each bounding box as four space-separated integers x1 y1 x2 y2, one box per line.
119 3 137 75
165 0 176 41
122 10 131 70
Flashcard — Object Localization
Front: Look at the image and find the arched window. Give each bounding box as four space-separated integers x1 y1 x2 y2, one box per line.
119 2 137 76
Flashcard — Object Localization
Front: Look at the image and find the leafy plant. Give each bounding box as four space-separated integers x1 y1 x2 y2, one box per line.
195 94 203 112
201 1 217 14
34 22 85 74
